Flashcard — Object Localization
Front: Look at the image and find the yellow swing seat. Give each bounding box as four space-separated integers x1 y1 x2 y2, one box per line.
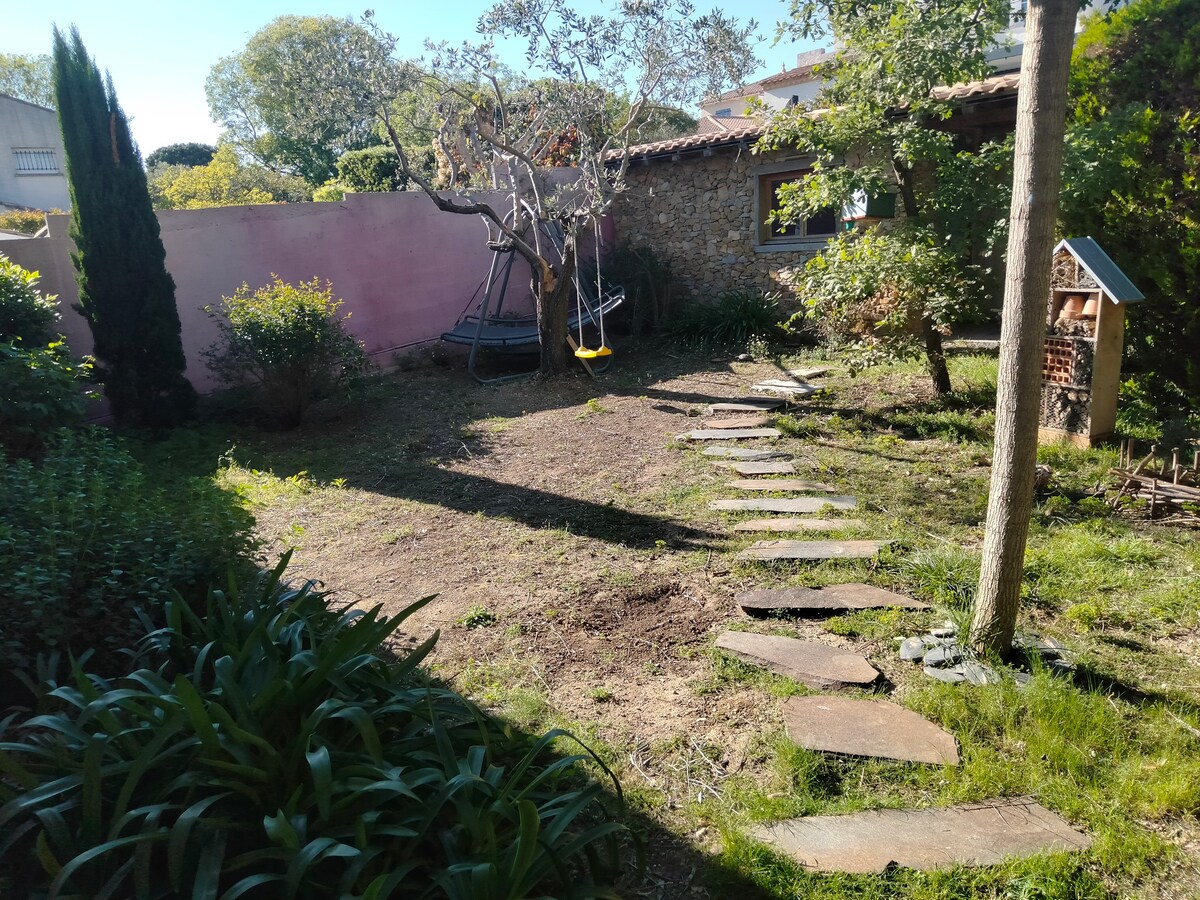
574 345 613 359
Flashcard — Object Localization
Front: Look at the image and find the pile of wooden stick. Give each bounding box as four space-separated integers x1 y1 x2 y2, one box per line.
1109 440 1200 524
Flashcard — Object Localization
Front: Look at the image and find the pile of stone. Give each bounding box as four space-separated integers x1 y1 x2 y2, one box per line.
898 622 1001 686
899 624 1075 685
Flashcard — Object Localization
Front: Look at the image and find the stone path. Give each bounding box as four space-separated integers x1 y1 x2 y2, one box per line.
737 539 887 561
711 460 796 475
715 631 879 690
782 696 960 765
752 379 823 397
678 428 781 441
710 497 858 513
786 367 829 380
737 582 929 613
669 379 1091 875
732 518 864 533
702 446 788 460
727 478 838 492
708 415 773 429
708 399 786 413
749 800 1092 873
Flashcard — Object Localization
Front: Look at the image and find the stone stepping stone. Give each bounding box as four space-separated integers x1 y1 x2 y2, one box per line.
708 415 773 429
787 367 829 379
708 398 785 413
782 696 960 765
702 446 789 460
715 631 878 690
738 582 929 613
752 380 822 397
728 478 838 493
749 799 1092 873
710 497 857 513
733 518 864 533
678 428 781 441
737 540 887 562
712 460 796 475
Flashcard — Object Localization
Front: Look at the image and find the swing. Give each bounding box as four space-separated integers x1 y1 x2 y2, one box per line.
574 219 613 359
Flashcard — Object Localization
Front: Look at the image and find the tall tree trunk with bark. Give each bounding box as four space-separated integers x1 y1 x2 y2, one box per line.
970 0 1079 656
895 157 953 396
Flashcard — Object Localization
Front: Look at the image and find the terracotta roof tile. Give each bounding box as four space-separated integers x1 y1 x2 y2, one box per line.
931 70 1020 101
695 114 763 134
614 72 1021 161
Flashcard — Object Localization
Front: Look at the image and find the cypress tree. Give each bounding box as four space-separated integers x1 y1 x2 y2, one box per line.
52 26 195 426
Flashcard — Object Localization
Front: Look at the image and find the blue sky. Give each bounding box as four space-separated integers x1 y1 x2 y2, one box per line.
5 1 819 157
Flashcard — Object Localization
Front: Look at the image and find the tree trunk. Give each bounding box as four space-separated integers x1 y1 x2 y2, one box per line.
922 318 953 396
537 238 575 376
970 0 1078 657
894 157 951 396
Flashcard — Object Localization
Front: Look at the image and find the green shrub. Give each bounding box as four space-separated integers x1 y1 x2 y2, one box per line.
0 209 55 236
0 555 630 898
793 227 984 374
204 276 369 427
670 289 784 349
335 145 407 193
0 340 91 458
312 182 347 202
0 429 255 675
0 252 59 343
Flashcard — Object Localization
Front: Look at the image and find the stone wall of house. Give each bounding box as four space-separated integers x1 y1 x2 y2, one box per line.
614 147 822 301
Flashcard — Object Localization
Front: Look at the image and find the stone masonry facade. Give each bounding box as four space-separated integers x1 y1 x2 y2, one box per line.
615 146 827 301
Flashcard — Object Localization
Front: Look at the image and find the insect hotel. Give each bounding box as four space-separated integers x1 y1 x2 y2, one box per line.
1039 237 1144 447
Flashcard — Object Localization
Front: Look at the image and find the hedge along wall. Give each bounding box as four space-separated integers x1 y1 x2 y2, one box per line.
4 191 536 393
614 144 886 301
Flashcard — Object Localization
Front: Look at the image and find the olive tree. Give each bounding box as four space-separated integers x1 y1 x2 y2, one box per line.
284 2 757 376
206 16 390 184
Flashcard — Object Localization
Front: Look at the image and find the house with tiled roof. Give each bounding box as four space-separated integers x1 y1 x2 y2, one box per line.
611 3 1108 301
613 69 1022 300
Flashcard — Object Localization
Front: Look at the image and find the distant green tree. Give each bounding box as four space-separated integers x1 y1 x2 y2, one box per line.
145 142 217 168
206 16 390 184
147 145 310 209
335 145 406 192
1060 0 1200 408
53 27 195 426
0 53 54 107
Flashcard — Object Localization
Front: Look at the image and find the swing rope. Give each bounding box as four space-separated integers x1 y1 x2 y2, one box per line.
574 217 612 360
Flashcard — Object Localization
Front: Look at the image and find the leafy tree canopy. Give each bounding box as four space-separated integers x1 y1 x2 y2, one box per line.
145 142 217 168
1060 0 1200 409
206 16 393 184
0 53 54 107
760 0 1012 394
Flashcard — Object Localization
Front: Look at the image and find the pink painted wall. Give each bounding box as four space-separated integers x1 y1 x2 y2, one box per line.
5 191 534 392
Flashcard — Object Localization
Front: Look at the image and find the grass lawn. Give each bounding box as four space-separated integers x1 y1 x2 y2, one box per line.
135 343 1200 899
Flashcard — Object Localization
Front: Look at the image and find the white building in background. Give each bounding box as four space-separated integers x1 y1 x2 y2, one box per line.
0 94 70 213
699 49 835 121
698 1 1109 128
